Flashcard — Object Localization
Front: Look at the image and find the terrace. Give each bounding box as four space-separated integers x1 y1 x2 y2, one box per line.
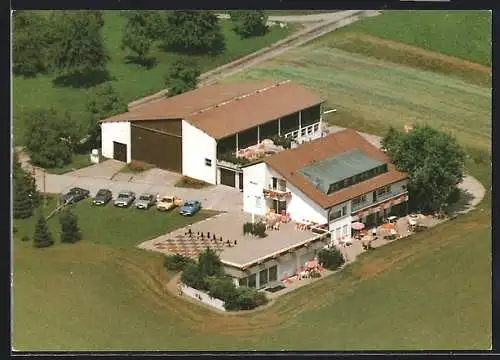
139 212 329 269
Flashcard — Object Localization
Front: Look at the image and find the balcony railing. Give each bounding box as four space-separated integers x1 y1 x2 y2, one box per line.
263 188 291 201
284 122 321 140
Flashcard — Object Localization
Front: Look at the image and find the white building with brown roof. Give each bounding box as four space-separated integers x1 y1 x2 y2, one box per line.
100 80 325 188
242 129 409 244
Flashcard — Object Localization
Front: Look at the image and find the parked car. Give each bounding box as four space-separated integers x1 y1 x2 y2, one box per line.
62 187 90 205
135 193 156 210
156 195 183 212
92 189 112 206
114 191 136 208
179 200 201 216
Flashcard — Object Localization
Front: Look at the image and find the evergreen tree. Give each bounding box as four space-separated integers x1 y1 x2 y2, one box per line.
33 215 54 248
13 171 33 219
59 209 82 243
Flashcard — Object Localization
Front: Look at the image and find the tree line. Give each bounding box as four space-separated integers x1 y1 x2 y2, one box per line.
14 10 269 169
13 10 269 78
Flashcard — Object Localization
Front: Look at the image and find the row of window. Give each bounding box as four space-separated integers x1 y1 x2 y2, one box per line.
332 225 349 240
239 265 278 288
327 164 389 195
328 205 347 222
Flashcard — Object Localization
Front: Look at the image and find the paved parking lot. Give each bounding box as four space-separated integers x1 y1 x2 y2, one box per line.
65 159 124 179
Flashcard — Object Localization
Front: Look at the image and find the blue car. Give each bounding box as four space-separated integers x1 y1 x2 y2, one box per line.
179 200 201 216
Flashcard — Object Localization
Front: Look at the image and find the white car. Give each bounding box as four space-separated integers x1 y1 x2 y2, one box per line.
135 193 156 210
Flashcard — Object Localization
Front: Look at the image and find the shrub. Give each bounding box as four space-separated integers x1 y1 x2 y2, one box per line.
13 227 18 234
175 176 211 189
164 253 195 272
309 269 321 278
318 247 345 271
21 236 30 242
181 263 209 291
218 151 251 166
225 286 269 311
208 276 239 303
243 222 267 237
253 222 267 238
270 134 292 149
59 209 82 243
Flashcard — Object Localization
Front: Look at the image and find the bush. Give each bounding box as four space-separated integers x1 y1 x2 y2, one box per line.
59 209 82 243
225 286 269 311
309 269 321 278
175 176 211 189
13 227 18 234
243 222 267 238
21 236 30 242
181 263 209 291
197 248 223 277
270 134 292 149
218 151 251 166
318 247 345 271
208 276 239 303
164 253 195 272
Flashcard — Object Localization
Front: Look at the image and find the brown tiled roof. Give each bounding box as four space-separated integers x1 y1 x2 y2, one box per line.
263 129 408 209
102 81 323 139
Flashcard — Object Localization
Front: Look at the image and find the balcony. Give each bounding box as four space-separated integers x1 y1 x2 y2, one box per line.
263 188 291 201
284 122 321 142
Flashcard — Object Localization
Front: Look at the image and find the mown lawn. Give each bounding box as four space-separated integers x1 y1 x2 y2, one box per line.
12 10 491 351
344 10 491 67
12 158 491 350
12 11 296 146
44 154 92 175
224 46 491 153
13 196 218 248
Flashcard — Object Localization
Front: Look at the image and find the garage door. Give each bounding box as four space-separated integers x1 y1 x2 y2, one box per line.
113 142 127 162
220 168 236 188
131 125 182 173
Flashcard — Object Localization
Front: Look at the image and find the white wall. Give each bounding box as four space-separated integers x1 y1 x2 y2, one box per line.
286 180 328 224
101 121 131 162
182 120 217 184
180 284 226 312
243 162 270 216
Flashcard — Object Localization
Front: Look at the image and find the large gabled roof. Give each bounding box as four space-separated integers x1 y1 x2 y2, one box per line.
102 80 324 139
263 129 408 209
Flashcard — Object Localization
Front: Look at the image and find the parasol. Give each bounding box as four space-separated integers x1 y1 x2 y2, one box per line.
351 222 365 231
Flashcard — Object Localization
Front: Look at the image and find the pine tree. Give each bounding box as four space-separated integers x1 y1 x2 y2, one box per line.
13 171 33 219
59 209 82 243
33 215 54 248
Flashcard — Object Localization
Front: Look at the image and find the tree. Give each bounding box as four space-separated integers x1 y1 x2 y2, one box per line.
121 11 163 65
197 248 223 278
382 124 466 212
164 59 200 97
59 209 82 243
13 153 39 219
49 11 108 76
33 215 54 248
163 11 225 54
230 11 268 38
86 82 127 148
12 11 51 77
24 108 83 168
181 263 208 290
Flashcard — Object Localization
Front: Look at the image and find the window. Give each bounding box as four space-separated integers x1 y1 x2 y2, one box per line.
352 195 367 208
336 227 341 240
342 225 348 236
248 273 257 288
205 158 212 167
376 186 392 197
268 265 278 282
329 206 347 222
255 196 262 208
259 269 268 287
239 277 248 287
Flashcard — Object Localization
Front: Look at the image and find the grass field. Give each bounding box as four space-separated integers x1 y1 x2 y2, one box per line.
12 11 491 351
225 45 491 153
12 11 296 146
343 11 491 67
13 161 491 350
